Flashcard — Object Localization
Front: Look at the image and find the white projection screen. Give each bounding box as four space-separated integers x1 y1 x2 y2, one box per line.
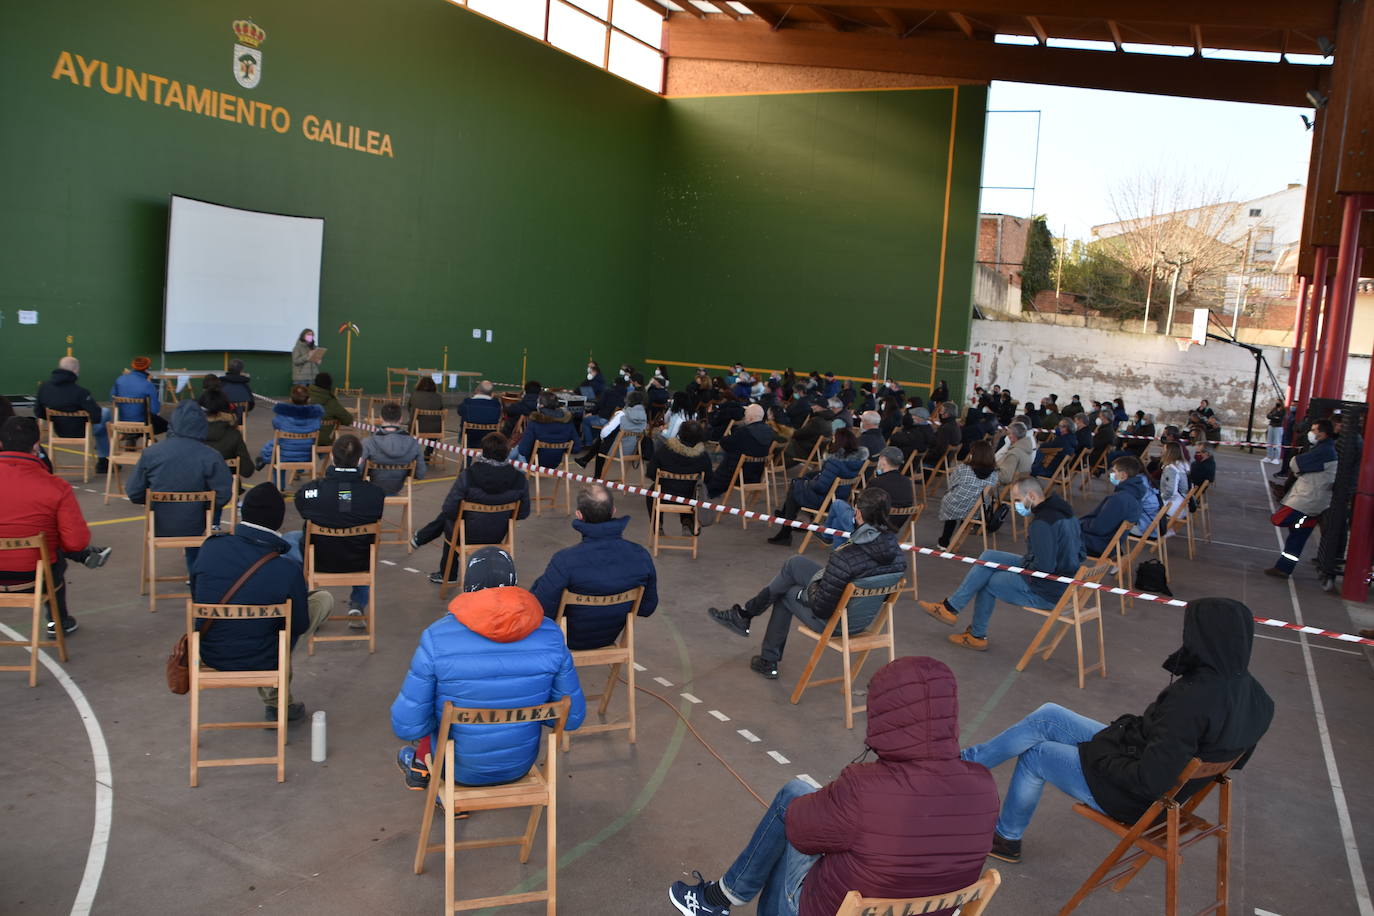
163 196 324 352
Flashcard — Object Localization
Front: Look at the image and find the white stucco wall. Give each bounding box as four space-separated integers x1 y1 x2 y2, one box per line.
969 318 1370 434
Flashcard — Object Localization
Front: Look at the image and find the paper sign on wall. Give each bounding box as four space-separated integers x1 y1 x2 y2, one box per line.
485 330 493 342
430 373 443 386
472 328 481 339
18 310 38 325
447 373 458 389
175 374 190 393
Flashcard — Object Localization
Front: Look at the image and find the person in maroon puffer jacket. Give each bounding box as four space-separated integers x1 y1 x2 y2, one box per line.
668 656 1000 916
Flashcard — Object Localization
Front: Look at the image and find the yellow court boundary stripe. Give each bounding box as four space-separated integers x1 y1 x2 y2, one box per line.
89 515 143 527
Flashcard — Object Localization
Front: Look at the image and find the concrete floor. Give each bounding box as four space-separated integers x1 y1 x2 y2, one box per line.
3 410 1373 916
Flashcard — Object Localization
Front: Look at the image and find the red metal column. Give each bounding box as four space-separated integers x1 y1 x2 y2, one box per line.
1318 195 1368 399
1342 348 1374 601
1286 275 1310 403
1296 248 1329 417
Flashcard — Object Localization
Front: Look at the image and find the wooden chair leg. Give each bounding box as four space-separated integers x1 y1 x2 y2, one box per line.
444 753 456 911
1057 821 1153 915
627 651 637 744
545 790 557 916
413 746 443 874
147 540 157 612
1216 779 1231 914
519 804 543 864
1165 804 1181 916
439 532 459 600
598 663 621 717
189 664 200 787
841 638 855 730
1016 608 1063 672
789 636 828 705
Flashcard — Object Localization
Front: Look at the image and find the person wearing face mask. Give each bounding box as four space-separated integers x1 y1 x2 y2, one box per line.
1077 456 1148 556
580 361 605 399
960 597 1273 864
920 477 1084 651
1088 410 1116 476
291 328 322 388
1264 418 1337 578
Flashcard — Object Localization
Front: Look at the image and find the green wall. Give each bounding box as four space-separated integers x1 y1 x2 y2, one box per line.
651 86 986 395
1 0 986 401
2 0 658 395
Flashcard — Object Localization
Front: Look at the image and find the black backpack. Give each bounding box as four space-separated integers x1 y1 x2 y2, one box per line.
1134 558 1172 596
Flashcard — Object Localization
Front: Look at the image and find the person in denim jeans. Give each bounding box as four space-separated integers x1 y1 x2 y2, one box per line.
669 657 999 916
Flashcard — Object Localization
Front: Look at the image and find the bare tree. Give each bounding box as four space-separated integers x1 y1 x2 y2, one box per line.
1098 167 1243 334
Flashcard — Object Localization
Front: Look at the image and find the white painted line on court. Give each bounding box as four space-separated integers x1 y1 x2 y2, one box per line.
680 692 701 704
1258 465 1373 916
653 676 674 688
0 622 111 916
737 729 760 743
1254 631 1362 656
632 663 646 672
402 567 421 574
709 710 730 722
796 774 822 788
380 559 396 566
767 751 790 765
1255 909 1283 916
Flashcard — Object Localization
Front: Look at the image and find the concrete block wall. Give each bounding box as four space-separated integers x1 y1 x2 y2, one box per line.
969 318 1370 434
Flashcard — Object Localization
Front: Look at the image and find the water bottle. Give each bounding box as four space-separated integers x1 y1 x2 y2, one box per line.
311 710 327 762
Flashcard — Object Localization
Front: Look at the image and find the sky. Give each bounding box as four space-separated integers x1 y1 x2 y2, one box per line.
979 81 1315 241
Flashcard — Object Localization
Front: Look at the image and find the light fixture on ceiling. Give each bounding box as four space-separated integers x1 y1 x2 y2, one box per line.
1306 89 1328 109
1301 114 1314 130
1317 35 1336 57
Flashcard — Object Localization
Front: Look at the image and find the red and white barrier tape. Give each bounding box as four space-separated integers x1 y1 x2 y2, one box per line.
1109 431 1298 450
255 394 1374 648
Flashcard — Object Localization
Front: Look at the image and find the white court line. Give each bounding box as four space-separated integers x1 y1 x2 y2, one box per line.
767 751 790 765
632 663 646 672
737 729 761 743
1254 631 1362 656
380 559 396 566
708 710 730 722
1255 909 1283 916
680 693 701 704
1205 538 1273 554
796 774 822 789
1258 465 1373 916
0 622 111 916
653 676 674 688
402 567 421 574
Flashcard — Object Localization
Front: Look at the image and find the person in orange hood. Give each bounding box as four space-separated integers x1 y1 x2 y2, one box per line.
390 547 585 789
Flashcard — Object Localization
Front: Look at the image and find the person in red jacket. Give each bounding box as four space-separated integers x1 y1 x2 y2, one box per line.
0 417 110 636
669 656 999 916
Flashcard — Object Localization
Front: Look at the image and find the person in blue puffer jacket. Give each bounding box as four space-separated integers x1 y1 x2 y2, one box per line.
1078 455 1149 556
391 547 585 790
255 386 324 476
767 426 869 547
110 356 167 434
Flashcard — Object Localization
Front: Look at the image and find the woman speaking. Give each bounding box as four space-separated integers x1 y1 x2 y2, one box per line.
291 328 323 388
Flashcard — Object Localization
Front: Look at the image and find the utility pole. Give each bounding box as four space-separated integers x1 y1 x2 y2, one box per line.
1055 225 1066 298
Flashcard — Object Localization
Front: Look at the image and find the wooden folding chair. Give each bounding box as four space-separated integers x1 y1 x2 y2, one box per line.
230 401 252 432
140 491 214 612
1049 450 1087 504
554 587 643 749
796 473 861 555
899 448 922 479
791 436 827 476
186 600 290 786
721 450 773 530
104 420 150 504
112 394 153 427
1085 520 1133 616
1166 484 1200 560
921 448 953 499
413 698 570 915
271 430 317 495
1193 479 1213 542
1014 561 1111 689
304 522 380 653
946 491 998 554
365 461 416 550
440 502 520 599
613 429 645 484
386 367 407 398
1058 756 1243 916
527 440 573 516
889 502 924 602
460 420 500 455
0 536 69 686
222 456 242 529
313 419 339 475
790 576 904 729
1081 448 1109 495
43 409 94 482
851 458 875 491
651 471 703 558
336 388 363 416
1124 501 1172 582
411 409 449 467
838 869 1002 916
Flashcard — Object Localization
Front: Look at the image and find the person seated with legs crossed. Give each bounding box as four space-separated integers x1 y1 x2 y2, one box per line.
709 487 904 680
961 597 1273 863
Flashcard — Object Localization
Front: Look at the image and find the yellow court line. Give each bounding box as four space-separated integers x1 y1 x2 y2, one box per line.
930 85 959 392
414 475 457 486
89 515 144 527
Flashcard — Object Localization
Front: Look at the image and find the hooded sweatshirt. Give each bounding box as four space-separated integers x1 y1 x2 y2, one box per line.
784 657 1000 916
126 401 233 537
389 587 586 786
361 424 428 494
35 368 101 437
1078 597 1274 823
1023 493 1085 604
1079 472 1147 556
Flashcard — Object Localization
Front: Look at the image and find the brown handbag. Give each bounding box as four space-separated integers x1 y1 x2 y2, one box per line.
166 551 279 694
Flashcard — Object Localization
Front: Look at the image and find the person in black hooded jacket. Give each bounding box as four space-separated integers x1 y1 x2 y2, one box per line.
961 596 1273 863
708 488 905 679
414 432 531 583
643 420 711 535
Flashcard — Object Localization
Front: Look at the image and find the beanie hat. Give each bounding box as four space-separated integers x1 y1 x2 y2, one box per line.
131 356 151 371
464 547 518 592
240 483 286 531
